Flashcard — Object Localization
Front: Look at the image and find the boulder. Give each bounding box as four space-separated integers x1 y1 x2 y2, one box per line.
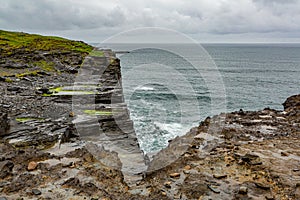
283 94 300 111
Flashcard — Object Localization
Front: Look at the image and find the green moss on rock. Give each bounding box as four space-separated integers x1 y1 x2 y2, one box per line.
41 86 96 97
4 78 13 83
15 70 40 78
84 110 113 116
16 117 44 123
32 60 56 72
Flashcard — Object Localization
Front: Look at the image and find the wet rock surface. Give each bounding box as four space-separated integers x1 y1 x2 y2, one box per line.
0 38 300 199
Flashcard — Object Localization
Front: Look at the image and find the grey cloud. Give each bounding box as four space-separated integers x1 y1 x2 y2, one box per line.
0 0 299 42
0 0 126 30
253 0 298 5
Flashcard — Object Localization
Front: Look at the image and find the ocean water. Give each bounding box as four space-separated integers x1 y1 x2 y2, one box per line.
103 43 300 153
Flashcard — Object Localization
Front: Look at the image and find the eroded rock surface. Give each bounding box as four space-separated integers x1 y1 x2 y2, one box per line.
145 95 300 200
0 32 299 199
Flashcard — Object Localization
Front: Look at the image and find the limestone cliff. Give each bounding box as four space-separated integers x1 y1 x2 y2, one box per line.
0 30 300 200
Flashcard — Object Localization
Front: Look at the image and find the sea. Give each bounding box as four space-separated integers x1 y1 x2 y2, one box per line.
99 43 300 153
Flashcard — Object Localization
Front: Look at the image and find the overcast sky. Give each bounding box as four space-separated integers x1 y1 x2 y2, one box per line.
1 0 300 43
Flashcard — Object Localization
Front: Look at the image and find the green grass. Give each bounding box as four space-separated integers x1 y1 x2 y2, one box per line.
51 87 63 93
49 86 95 94
32 60 56 72
0 30 93 54
89 50 104 57
4 78 13 83
15 70 40 78
0 30 94 77
41 86 96 96
84 110 113 116
16 117 43 123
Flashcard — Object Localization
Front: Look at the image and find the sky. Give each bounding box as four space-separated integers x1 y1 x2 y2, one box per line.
0 0 300 43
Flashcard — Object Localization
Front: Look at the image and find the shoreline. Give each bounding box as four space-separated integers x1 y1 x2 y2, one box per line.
0 30 300 199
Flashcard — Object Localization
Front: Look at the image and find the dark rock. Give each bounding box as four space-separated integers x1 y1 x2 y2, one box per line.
255 182 270 190
180 174 210 199
64 66 78 74
0 181 10 187
38 88 52 94
239 109 245 115
59 123 78 145
36 71 51 76
181 182 209 199
62 177 80 187
239 186 248 194
0 161 14 178
207 184 221 193
0 113 10 136
283 94 300 110
234 194 252 200
238 153 262 165
281 151 289 157
164 181 172 188
2 60 29 69
81 182 99 196
7 86 23 92
32 189 42 195
35 90 43 95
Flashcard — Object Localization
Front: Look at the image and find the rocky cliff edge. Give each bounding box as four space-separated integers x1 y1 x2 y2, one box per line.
0 30 300 200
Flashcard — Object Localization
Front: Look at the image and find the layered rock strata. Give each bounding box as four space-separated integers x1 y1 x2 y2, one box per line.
0 35 300 199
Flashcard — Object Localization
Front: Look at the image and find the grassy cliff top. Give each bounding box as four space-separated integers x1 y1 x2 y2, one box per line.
0 30 95 77
0 30 93 54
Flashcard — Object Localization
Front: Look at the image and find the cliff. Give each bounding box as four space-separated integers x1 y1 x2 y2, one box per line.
0 30 146 199
145 94 300 200
0 30 300 200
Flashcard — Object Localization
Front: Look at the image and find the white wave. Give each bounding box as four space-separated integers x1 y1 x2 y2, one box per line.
135 86 155 91
154 122 183 135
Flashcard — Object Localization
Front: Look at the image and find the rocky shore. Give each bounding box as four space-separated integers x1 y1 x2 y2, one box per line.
1 30 300 200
